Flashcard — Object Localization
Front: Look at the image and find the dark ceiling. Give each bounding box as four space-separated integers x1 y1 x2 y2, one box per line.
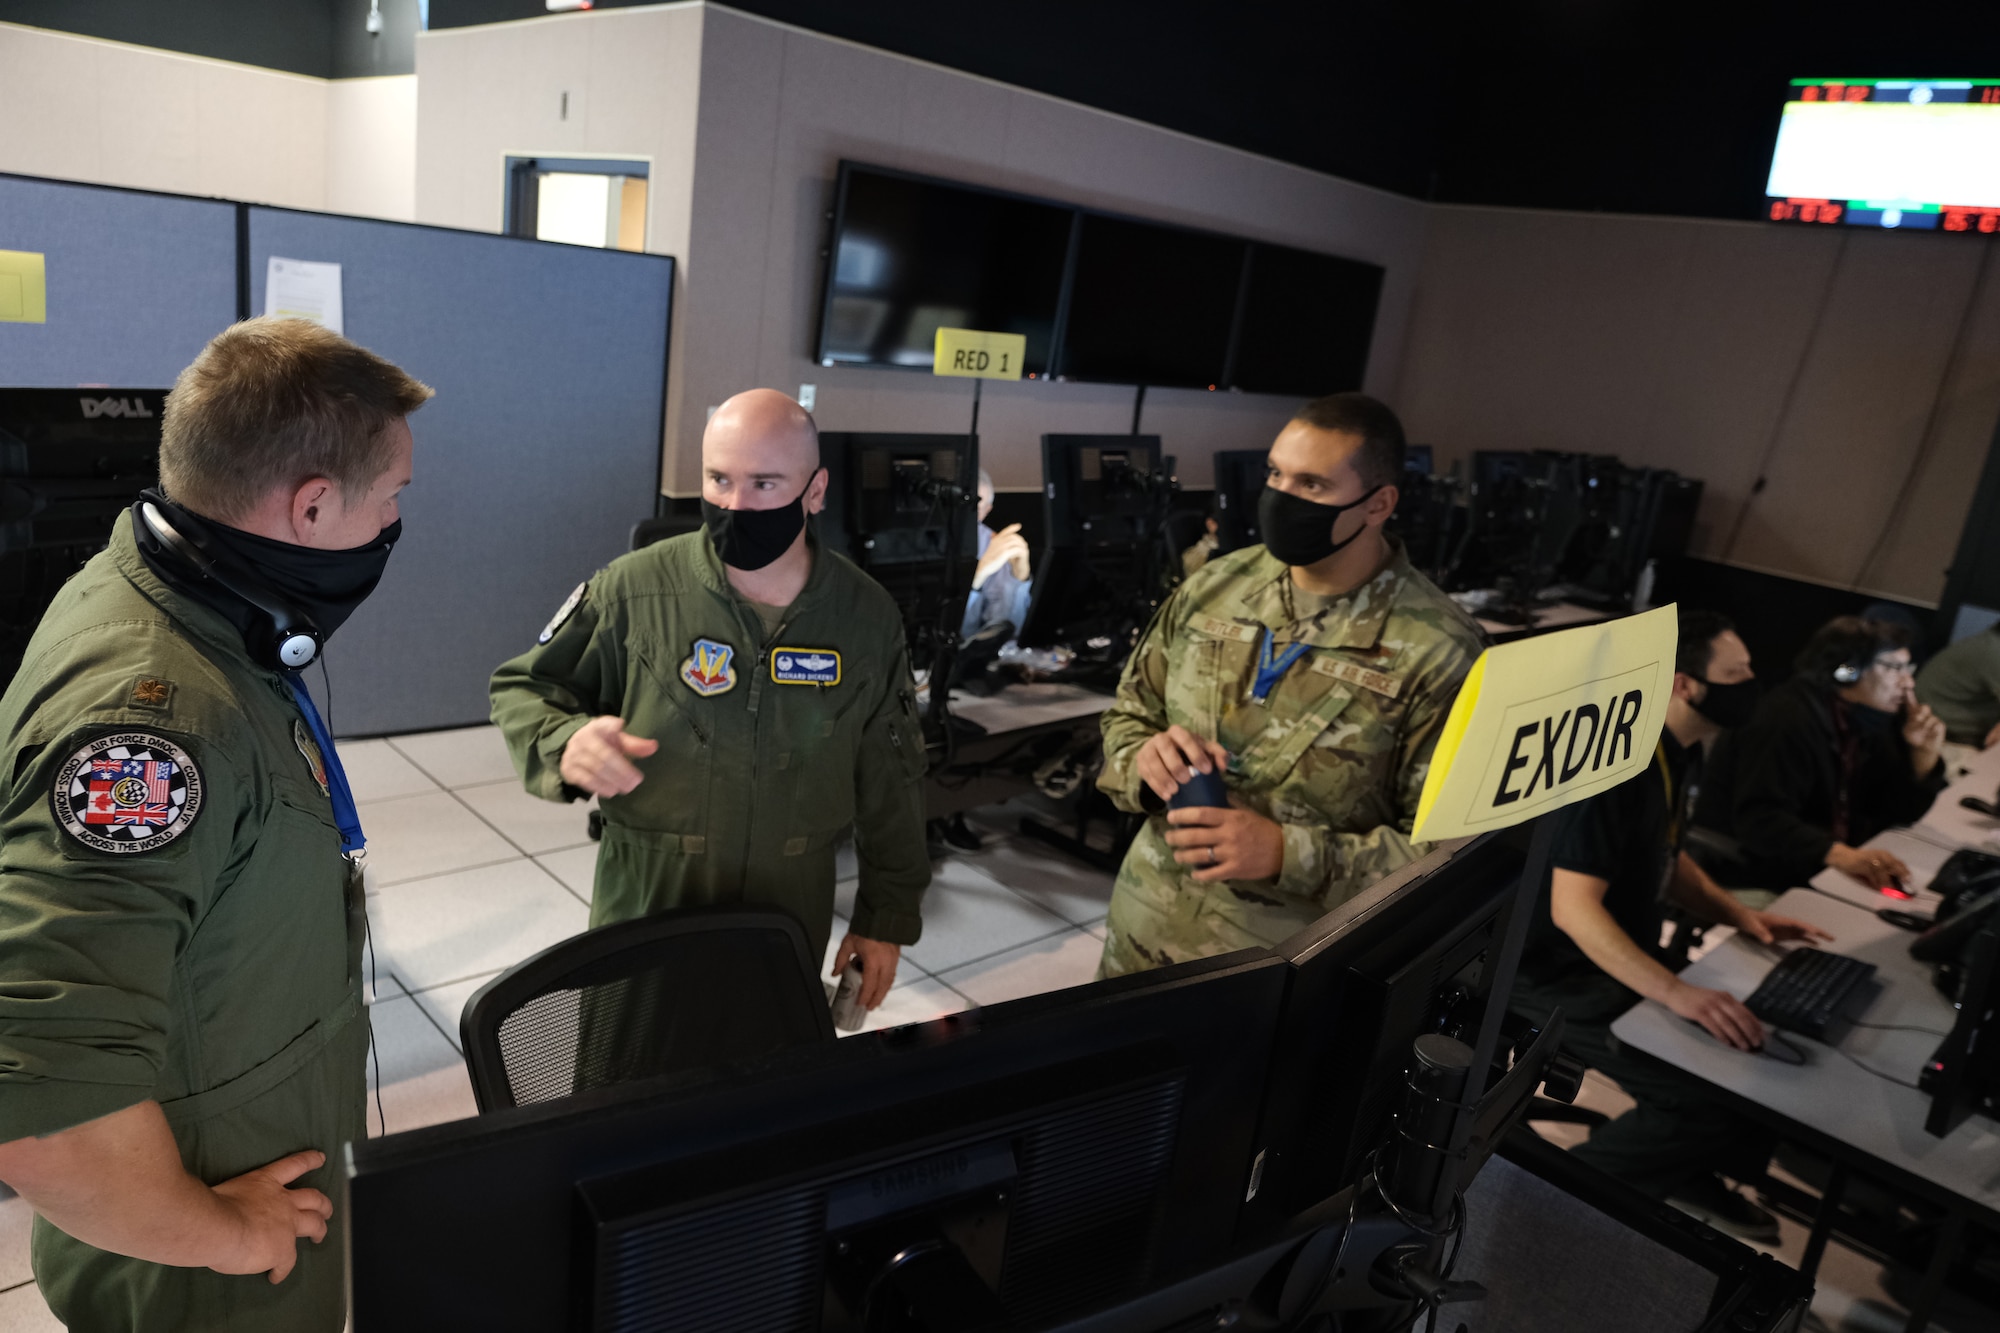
10 0 2000 222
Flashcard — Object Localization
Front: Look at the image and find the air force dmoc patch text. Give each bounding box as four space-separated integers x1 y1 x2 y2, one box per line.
52 731 203 854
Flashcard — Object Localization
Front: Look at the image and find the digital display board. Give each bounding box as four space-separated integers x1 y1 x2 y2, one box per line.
1767 78 2000 232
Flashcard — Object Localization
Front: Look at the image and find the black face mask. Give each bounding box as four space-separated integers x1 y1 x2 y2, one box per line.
702 482 810 572
135 489 400 644
1257 484 1381 568
1690 677 1760 730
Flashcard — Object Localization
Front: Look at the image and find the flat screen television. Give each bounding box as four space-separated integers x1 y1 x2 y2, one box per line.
1766 78 2000 232
1057 214 1246 389
815 163 1075 374
1228 243 1383 397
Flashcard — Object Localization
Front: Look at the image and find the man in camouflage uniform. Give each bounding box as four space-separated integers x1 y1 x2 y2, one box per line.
1097 393 1483 976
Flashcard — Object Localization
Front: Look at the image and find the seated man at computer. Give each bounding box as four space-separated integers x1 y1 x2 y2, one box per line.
960 468 1032 641
1094 393 1484 976
1696 616 1947 892
1917 620 2000 748
1511 610 1829 1239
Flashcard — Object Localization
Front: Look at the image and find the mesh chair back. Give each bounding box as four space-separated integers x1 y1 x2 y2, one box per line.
630 513 702 551
460 908 835 1113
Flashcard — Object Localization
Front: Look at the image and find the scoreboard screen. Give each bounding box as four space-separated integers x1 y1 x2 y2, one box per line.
1766 78 2000 232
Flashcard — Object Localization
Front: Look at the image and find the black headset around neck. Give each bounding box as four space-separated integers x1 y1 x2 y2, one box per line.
137 500 323 672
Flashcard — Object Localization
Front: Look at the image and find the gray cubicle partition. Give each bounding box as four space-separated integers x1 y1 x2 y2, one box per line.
0 173 238 387
247 208 672 736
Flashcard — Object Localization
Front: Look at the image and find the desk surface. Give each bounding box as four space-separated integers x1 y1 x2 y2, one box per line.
1473 600 1612 638
1808 828 1955 914
1610 888 2000 1215
944 681 1113 734
1917 739 2000 853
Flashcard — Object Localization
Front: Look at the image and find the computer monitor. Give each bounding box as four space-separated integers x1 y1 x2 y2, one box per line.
1920 912 2000 1137
1058 215 1245 389
1210 448 1268 556
815 162 1075 375
347 949 1290 1331
0 389 166 690
1449 451 1584 605
1015 435 1174 655
816 431 978 675
1247 833 1533 1227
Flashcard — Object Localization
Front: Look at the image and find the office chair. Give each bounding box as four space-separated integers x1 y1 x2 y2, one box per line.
629 513 702 551
459 907 836 1112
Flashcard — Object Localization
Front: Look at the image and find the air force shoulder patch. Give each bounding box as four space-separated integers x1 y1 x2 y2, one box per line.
771 647 841 686
538 582 587 645
680 637 737 696
52 731 203 855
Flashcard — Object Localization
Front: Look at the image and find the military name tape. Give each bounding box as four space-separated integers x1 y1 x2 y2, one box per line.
932 327 1026 381
1411 604 1678 842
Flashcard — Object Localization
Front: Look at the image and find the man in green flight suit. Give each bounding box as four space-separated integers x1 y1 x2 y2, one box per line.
1097 393 1484 976
490 388 929 1012
0 317 430 1330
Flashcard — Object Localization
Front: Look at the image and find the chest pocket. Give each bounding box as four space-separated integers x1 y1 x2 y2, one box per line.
1220 670 1360 787
614 634 714 834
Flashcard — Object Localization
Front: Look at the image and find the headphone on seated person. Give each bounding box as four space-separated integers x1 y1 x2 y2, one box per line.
137 500 324 671
1831 655 1868 685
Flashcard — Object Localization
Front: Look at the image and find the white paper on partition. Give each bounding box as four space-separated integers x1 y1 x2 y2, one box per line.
264 256 344 335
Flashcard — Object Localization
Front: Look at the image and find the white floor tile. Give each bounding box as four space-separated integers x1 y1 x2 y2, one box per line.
900 858 1074 975
960 835 1116 926
455 780 596 856
369 859 589 993
339 738 440 804
387 725 517 789
0 1193 34 1289
359 790 518 888
935 928 1105 1007
835 843 858 881
362 965 404 1007
846 976 971 1036
535 843 598 903
0 1283 63 1333
366 993 477 1135
407 971 503 1054
1084 918 1108 941
834 876 857 921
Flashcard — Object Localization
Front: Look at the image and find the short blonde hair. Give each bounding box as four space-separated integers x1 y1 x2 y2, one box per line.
159 317 433 522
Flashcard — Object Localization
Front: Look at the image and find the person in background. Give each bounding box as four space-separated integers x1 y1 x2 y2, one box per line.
959 468 1032 641
1094 393 1483 976
1916 621 2000 748
1696 616 1947 892
1511 610 1829 1240
1181 507 1221 578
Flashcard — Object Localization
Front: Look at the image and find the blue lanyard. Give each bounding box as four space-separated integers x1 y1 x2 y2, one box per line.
1252 628 1312 704
286 675 366 857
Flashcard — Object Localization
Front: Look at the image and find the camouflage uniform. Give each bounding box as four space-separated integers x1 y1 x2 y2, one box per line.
1096 539 1483 976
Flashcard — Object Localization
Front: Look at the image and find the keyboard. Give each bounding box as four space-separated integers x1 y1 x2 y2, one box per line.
1743 948 1877 1042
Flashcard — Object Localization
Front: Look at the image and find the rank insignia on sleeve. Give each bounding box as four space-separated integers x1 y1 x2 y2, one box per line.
131 677 172 708
538 582 588 645
51 731 203 855
680 637 737 696
771 647 841 686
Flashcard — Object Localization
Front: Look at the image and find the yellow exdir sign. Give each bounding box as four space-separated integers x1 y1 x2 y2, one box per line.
932 327 1026 381
1412 604 1678 841
0 250 48 324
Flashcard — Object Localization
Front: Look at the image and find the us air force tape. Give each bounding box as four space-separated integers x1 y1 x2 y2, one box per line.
1411 604 1677 842
52 731 204 855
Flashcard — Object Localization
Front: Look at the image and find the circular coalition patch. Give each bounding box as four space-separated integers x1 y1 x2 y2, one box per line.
52 732 203 855
538 582 587 645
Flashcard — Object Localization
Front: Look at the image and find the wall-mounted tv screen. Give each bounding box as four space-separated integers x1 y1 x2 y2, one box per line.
1057 214 1246 389
1767 78 2000 232
816 164 1075 374
1229 243 1383 397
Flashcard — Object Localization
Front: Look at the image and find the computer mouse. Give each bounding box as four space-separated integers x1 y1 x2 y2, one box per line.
1758 1032 1808 1066
1960 794 2000 819
1877 908 1933 932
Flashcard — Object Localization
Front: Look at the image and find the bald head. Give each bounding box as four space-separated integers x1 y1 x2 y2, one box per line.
702 388 824 514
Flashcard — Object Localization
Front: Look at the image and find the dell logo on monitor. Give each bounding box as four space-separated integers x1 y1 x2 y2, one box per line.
78 397 154 420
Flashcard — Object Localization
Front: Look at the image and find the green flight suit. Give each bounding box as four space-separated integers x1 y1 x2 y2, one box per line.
489 531 929 964
0 512 366 1331
1097 539 1483 976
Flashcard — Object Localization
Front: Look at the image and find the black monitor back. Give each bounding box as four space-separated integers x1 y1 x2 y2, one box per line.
1211 448 1267 556
1041 434 1166 550
348 950 1288 1332
1246 834 1527 1227
0 389 166 689
817 431 978 672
